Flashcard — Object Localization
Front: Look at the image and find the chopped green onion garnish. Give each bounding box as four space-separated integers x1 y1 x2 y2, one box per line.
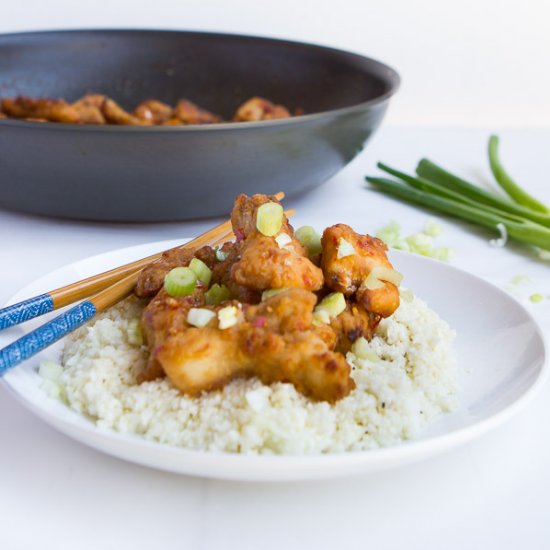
205 283 231 305
256 202 284 237
424 219 442 237
218 306 239 329
275 233 293 249
295 226 322 255
187 308 216 327
405 233 434 256
189 258 212 286
127 318 143 346
529 293 544 303
215 247 229 262
376 221 402 248
337 238 355 259
431 247 454 261
41 379 65 402
363 266 403 290
376 221 453 261
314 292 346 321
510 274 530 285
352 337 380 362
261 288 287 301
313 308 331 325
38 361 63 381
164 267 197 297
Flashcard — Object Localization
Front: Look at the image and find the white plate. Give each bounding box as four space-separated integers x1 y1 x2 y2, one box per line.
0 240 547 481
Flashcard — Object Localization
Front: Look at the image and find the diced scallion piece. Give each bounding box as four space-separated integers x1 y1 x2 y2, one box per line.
337 238 355 259
189 258 212 286
529 293 545 304
313 308 331 325
205 283 231 305
431 247 454 261
363 266 403 290
127 318 143 346
424 219 443 237
218 306 239 329
256 202 284 237
38 361 63 381
399 288 415 303
215 247 229 262
295 226 322 256
376 222 402 247
352 337 380 362
164 267 197 297
275 233 293 249
41 379 64 401
187 308 216 327
261 288 287 301
313 292 346 323
405 233 434 256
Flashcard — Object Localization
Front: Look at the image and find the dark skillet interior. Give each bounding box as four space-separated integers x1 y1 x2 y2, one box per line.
0 30 399 221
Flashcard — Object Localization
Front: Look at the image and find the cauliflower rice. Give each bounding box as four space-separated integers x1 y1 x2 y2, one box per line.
55 292 458 454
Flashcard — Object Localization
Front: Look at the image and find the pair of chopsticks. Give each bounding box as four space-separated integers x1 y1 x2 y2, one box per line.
0 193 291 377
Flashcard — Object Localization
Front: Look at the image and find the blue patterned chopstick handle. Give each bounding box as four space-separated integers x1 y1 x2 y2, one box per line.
0 301 96 376
0 293 55 332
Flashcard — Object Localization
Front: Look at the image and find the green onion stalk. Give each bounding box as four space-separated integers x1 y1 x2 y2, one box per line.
365 136 550 253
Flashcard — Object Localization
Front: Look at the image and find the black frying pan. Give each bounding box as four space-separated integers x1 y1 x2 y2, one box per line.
0 29 399 222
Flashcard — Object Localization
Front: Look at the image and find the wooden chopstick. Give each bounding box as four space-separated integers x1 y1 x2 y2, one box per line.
0 192 287 332
0 202 297 376
0 228 233 377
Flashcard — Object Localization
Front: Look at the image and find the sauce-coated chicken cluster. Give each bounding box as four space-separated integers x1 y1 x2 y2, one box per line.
134 194 401 403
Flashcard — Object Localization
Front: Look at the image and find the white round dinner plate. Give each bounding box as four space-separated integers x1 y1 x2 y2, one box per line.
0 240 547 481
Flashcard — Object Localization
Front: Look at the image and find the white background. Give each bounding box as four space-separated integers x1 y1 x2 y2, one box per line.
2 0 550 127
2 3 550 550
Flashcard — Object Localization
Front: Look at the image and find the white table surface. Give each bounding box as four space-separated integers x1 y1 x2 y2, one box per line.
1 127 549 549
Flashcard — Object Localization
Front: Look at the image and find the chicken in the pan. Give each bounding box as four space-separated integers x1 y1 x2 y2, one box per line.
0 94 293 125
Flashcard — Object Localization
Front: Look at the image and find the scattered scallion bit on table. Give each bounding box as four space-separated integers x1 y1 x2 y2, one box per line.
376 219 454 261
366 135 550 255
529 293 545 304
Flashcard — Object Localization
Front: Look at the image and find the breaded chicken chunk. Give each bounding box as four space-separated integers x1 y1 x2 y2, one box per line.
230 194 324 291
233 97 290 122
154 289 355 402
321 224 400 318
1 96 80 123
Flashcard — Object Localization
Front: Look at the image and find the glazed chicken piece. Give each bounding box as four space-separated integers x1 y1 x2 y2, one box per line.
174 99 222 124
1 96 80 123
134 99 174 124
135 247 197 298
72 94 106 124
153 289 355 402
230 193 293 239
329 300 380 354
230 194 324 291
134 242 260 303
196 242 261 304
139 287 207 382
102 97 150 125
232 234 324 291
233 97 291 122
321 224 400 318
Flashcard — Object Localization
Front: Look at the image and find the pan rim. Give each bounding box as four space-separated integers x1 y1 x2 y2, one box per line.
0 28 400 133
